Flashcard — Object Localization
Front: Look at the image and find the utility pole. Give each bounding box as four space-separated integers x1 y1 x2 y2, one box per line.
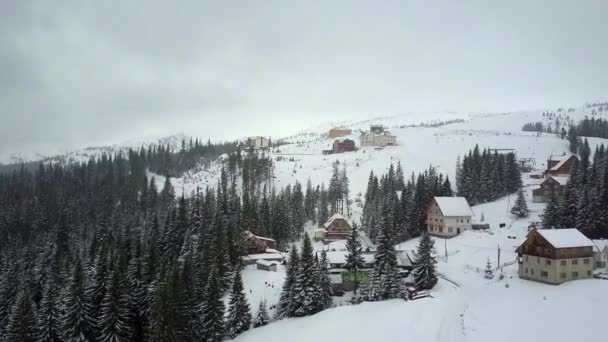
445 239 448 261
497 244 501 269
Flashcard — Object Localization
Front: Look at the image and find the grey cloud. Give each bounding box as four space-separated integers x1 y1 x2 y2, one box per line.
1 0 608 159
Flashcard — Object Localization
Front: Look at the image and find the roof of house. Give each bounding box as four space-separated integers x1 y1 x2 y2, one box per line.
433 197 473 217
242 253 283 261
256 259 279 267
546 176 570 186
323 213 353 228
245 230 276 243
536 228 594 248
593 239 608 252
324 250 411 268
548 154 575 171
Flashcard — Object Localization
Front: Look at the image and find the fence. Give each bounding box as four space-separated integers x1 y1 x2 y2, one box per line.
465 260 517 273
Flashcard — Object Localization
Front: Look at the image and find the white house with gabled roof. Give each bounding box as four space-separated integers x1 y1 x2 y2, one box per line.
426 196 473 238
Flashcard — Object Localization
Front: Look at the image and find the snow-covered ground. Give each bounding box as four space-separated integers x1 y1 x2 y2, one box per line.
228 104 608 342
7 102 608 341
235 191 608 342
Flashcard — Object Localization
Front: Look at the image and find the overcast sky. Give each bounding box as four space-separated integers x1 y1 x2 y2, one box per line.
1 0 607 158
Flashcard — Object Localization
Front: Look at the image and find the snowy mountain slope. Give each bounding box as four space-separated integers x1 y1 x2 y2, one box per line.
236 182 608 342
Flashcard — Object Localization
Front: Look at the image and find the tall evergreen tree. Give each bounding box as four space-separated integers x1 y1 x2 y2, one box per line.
317 250 333 309
344 224 366 295
226 269 252 338
5 289 36 342
413 233 438 290
253 300 270 328
62 258 96 342
510 189 529 218
276 246 299 319
291 234 322 317
196 267 225 342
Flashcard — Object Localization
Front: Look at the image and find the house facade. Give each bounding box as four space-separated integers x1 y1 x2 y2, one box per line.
545 154 578 177
329 128 352 138
360 131 397 147
332 139 356 153
244 231 276 255
244 136 271 151
322 213 353 240
592 240 608 272
532 176 569 203
516 228 594 284
426 197 473 238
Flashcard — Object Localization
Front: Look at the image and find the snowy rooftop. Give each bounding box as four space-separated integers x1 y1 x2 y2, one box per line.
323 213 353 228
548 154 574 171
242 253 283 261
593 239 608 251
324 250 411 268
434 196 473 217
537 228 594 248
256 259 279 267
245 230 276 243
547 176 570 186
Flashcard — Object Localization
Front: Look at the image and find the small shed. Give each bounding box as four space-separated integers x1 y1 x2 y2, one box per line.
256 259 278 272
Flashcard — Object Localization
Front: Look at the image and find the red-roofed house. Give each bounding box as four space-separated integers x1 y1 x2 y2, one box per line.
244 231 276 255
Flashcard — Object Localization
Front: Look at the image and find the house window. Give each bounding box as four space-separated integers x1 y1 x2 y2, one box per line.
537 257 540 264
583 258 590 264
467 219 470 223
439 227 443 232
546 259 551 265
531 269 534 275
560 272 566 279
525 255 529 262
560 260 566 266
448 227 453 233
572 259 578 265
541 271 548 278
525 267 528 274
572 271 578 278
587 270 592 277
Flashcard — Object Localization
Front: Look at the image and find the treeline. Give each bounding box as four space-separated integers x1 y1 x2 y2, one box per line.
543 139 608 239
571 117 608 140
0 145 331 341
456 145 522 205
361 163 453 243
146 138 239 177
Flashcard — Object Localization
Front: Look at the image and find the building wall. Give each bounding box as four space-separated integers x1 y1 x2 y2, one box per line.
518 254 593 284
360 133 397 147
426 202 472 237
329 129 352 138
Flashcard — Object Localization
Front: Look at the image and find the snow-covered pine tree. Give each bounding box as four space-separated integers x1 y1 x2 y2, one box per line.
36 267 63 342
253 300 270 328
97 270 132 342
62 257 96 342
291 233 323 317
484 258 494 279
362 211 403 301
226 268 252 338
317 183 330 228
276 246 299 319
510 189 529 218
197 267 225 342
5 289 37 342
318 250 333 309
542 190 561 229
413 233 438 290
344 224 366 295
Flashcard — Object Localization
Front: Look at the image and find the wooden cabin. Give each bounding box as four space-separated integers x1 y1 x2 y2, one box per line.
516 228 594 284
244 231 276 255
532 176 569 203
332 139 356 154
322 213 353 240
545 154 578 177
